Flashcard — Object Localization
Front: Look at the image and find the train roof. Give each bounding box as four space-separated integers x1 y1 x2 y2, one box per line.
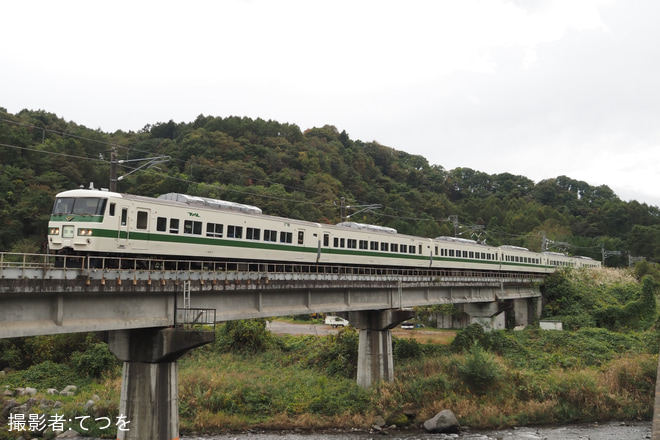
499 245 531 252
56 188 123 199
434 236 477 244
158 193 262 214
336 222 397 234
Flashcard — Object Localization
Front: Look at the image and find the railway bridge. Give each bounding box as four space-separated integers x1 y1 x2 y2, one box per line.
0 252 544 440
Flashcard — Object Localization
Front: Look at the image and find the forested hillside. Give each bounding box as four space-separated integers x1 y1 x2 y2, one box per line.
2 108 659 264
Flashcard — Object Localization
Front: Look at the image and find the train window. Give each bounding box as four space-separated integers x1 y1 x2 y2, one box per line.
409 246 415 254
169 219 179 234
109 203 116 216
333 237 339 247
157 217 167 232
298 231 304 245
247 228 261 240
228 225 243 239
137 211 148 230
347 239 357 249
340 238 345 248
65 197 107 216
391 243 398 252
121 208 128 226
419 244 423 254
449 249 454 257
463 251 468 258
184 220 202 235
400 244 407 253
323 234 329 246
370 241 378 251
359 240 368 250
381 242 389 252
469 251 474 259
207 223 223 238
264 230 277 242
280 231 292 244
435 246 438 256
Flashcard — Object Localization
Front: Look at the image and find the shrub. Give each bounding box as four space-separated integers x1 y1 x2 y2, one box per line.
454 342 503 394
450 323 486 353
4 360 82 390
70 342 119 378
316 327 359 378
393 337 422 360
217 319 273 354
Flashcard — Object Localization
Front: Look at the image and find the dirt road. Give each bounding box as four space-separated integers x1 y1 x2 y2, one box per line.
266 320 456 344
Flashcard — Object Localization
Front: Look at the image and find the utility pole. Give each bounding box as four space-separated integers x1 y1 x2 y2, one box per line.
110 147 118 192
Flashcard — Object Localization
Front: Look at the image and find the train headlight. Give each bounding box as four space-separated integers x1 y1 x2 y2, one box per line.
78 228 93 236
48 227 60 235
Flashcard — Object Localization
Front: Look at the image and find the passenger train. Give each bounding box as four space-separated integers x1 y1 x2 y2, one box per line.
47 187 601 273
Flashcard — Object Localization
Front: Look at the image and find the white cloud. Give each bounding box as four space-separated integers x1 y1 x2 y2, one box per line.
3 0 660 206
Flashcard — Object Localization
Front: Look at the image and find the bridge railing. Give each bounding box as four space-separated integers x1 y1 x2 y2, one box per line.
0 252 545 285
0 252 54 278
175 307 216 331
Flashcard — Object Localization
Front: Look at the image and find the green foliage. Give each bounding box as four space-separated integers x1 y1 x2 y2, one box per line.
543 269 659 332
594 276 658 331
70 342 119 378
453 342 503 394
3 360 83 390
450 323 487 353
393 337 423 360
316 327 359 378
217 319 273 354
633 260 660 282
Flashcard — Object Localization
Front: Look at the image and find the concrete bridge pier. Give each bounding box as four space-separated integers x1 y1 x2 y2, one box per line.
459 297 540 330
349 309 414 388
107 328 215 440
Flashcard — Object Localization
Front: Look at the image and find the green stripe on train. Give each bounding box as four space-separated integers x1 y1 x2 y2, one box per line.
72 228 552 269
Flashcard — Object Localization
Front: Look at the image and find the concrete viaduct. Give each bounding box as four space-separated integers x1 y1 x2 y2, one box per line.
0 253 543 440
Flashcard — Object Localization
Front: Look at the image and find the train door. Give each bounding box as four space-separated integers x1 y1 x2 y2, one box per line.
319 232 331 263
117 206 129 249
296 228 306 260
133 208 151 250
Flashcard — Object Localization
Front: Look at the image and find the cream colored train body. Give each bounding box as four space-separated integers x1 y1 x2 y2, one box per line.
47 188 601 272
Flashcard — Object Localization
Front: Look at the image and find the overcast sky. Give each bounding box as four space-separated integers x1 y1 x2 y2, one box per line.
3 0 660 207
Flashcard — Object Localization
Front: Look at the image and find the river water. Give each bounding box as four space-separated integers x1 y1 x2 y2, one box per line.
181 421 652 440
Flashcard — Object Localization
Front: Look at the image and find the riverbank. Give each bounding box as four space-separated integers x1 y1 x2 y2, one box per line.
0 323 656 439
172 325 657 434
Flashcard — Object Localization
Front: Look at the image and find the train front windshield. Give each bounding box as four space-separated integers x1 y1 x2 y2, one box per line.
52 197 107 216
